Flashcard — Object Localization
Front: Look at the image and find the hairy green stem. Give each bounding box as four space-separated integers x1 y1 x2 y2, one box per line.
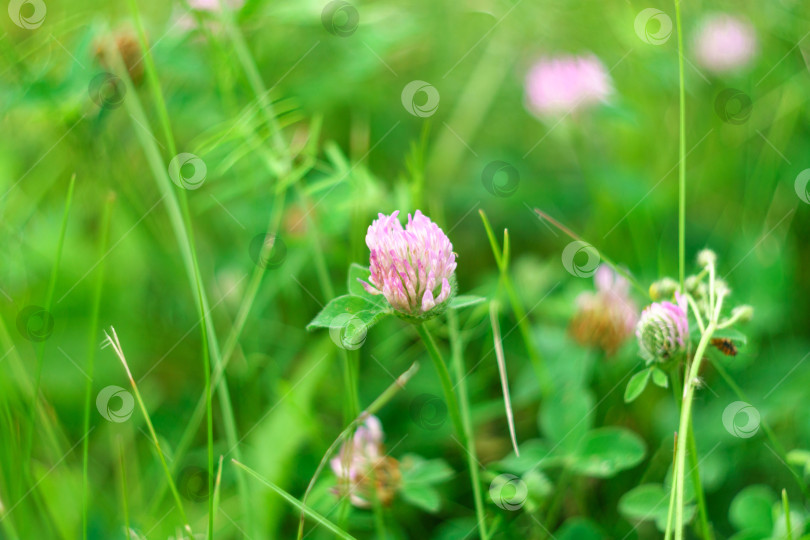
414 324 465 440
668 364 713 539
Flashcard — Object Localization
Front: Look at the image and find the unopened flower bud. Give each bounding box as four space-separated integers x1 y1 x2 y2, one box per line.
731 305 754 323
697 249 717 268
649 277 679 301
636 293 689 364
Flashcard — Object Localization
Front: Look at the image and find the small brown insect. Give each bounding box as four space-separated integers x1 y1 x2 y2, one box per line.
711 338 738 356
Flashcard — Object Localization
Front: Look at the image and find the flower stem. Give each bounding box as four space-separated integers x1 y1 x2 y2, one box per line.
669 364 713 540
414 324 465 441
675 0 687 289
667 318 716 540
448 310 490 540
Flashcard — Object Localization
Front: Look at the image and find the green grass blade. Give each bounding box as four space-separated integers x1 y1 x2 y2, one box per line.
25 173 75 465
233 460 357 540
81 192 115 540
102 328 191 533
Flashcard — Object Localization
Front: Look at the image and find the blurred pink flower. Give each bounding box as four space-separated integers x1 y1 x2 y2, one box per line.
570 265 638 355
636 292 689 363
174 0 245 34
361 210 456 316
694 14 757 73
188 0 244 10
525 54 613 116
330 415 400 508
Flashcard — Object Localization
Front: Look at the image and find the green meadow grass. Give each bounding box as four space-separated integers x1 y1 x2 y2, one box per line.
2 0 810 538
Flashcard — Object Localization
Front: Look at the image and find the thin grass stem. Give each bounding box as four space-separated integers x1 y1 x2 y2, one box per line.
675 0 686 289
102 328 192 533
81 192 115 540
234 460 357 540
480 210 552 395
25 174 75 464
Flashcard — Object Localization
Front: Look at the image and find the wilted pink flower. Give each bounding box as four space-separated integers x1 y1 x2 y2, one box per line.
330 415 400 508
636 292 689 363
570 265 638 355
361 210 457 316
525 54 613 116
694 15 757 73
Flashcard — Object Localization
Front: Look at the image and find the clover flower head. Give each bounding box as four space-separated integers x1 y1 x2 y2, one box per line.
636 292 689 363
330 415 400 508
570 265 638 355
525 54 613 117
361 210 457 318
694 14 757 73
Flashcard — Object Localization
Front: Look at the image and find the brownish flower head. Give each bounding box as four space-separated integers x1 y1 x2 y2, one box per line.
570 265 638 355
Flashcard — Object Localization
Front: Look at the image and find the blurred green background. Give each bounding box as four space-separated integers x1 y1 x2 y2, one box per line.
2 0 810 538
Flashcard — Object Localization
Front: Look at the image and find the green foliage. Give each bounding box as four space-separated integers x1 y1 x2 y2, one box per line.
2 0 809 538
399 454 454 513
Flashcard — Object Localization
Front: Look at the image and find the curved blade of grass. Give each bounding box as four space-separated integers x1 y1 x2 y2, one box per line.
479 210 551 396
102 327 191 534
81 192 115 540
233 460 356 540
489 301 519 457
